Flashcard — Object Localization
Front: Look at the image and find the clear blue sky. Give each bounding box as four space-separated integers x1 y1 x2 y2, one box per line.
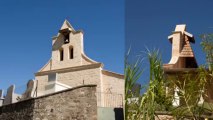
126 0 213 85
0 0 124 91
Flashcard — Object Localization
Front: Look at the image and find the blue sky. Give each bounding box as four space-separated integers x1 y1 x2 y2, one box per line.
0 0 124 92
126 0 213 85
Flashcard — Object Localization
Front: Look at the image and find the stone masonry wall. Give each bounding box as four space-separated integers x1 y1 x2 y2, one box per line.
101 71 124 107
155 115 174 120
0 85 97 120
35 65 102 95
102 70 124 95
57 67 101 92
0 98 35 120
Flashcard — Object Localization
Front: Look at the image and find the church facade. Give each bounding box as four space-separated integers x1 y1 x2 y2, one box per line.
34 20 124 106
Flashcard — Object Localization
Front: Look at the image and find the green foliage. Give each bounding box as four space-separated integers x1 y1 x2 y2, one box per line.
168 67 211 119
125 48 144 119
125 48 213 119
147 50 172 111
125 49 172 120
200 34 213 71
125 33 213 119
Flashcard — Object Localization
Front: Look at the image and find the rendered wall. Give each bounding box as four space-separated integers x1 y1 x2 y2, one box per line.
0 85 97 120
97 107 124 120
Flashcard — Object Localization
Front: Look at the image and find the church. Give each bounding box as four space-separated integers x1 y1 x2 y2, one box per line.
34 20 124 106
0 20 124 119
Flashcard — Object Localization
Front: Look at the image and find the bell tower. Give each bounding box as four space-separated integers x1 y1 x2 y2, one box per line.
163 24 198 69
37 20 98 72
50 20 85 70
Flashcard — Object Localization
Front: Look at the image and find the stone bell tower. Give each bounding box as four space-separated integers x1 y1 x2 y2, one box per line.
38 20 98 72
163 24 198 69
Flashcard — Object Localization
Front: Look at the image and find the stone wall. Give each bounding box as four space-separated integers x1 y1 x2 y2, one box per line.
101 70 124 107
57 67 101 92
0 85 97 120
35 64 102 94
102 70 124 94
155 115 174 120
0 98 34 120
155 112 213 120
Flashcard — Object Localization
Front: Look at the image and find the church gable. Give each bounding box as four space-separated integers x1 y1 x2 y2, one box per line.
38 20 98 72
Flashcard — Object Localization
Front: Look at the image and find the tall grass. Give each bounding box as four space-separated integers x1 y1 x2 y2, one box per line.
125 49 170 120
125 48 143 119
125 48 213 120
168 67 210 120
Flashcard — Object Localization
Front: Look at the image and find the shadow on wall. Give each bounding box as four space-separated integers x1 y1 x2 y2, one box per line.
114 108 124 120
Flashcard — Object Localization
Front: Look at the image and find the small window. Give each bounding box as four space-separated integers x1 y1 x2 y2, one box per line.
69 47 74 59
59 48 64 61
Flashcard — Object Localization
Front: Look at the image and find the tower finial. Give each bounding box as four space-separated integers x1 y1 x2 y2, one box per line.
60 19 75 31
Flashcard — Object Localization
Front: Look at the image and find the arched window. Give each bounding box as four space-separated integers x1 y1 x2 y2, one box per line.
59 48 64 61
69 46 74 59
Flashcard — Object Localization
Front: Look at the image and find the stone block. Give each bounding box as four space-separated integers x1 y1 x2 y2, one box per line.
3 85 21 105
0 90 4 106
22 80 37 100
